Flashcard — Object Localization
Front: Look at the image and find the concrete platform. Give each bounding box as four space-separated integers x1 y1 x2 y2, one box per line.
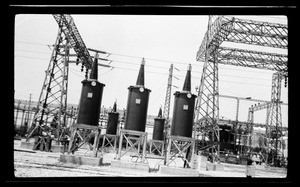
20 140 66 153
158 165 200 176
110 160 150 172
20 141 35 150
59 154 103 166
193 155 207 171
206 162 224 171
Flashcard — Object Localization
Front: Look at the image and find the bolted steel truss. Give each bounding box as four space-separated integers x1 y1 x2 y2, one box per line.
265 72 286 165
195 15 288 164
194 16 220 162
27 14 98 142
27 24 70 141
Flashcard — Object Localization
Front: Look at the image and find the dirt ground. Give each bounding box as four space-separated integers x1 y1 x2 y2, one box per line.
13 139 287 179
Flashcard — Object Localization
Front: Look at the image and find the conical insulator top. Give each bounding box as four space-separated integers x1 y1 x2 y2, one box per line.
112 100 117 112
182 64 191 92
136 58 145 86
89 53 98 80
158 107 162 118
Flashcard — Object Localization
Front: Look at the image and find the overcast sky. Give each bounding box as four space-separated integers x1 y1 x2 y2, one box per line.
14 14 288 126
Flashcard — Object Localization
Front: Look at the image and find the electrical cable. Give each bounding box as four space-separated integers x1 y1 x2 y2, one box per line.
16 41 276 74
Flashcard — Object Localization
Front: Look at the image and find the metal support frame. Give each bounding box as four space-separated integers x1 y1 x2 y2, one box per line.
116 129 147 163
27 24 70 143
195 15 287 167
265 72 285 165
194 16 220 162
165 135 195 168
163 64 174 164
99 134 118 152
27 14 110 144
149 139 164 156
68 124 100 157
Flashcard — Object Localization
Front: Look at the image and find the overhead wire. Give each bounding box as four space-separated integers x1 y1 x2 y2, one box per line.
15 54 273 87
16 40 276 74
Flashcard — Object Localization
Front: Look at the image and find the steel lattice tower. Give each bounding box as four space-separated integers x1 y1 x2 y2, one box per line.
27 15 110 142
194 16 220 161
163 64 173 130
195 15 288 165
27 24 71 140
266 72 285 165
162 63 173 164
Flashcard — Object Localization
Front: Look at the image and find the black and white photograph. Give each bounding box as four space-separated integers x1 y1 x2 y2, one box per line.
10 5 293 183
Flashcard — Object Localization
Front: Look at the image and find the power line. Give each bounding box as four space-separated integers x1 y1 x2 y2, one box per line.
15 54 273 86
15 49 51 55
15 40 50 46
16 41 276 74
15 55 49 61
110 59 271 81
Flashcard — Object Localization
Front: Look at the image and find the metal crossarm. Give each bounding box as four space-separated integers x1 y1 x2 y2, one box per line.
216 47 287 72
225 16 287 49
197 16 288 62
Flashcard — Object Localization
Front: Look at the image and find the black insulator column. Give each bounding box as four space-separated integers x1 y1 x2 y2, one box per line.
76 53 105 127
124 58 151 132
152 107 165 141
171 64 196 138
106 101 119 135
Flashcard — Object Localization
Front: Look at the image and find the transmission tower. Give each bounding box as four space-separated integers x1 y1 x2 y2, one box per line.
265 71 286 166
195 15 288 165
162 63 173 164
163 64 173 127
194 16 220 162
27 14 110 142
27 23 71 141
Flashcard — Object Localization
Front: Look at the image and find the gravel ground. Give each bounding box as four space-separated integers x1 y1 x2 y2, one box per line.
13 139 287 179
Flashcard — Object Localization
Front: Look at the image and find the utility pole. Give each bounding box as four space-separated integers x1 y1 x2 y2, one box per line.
163 63 174 165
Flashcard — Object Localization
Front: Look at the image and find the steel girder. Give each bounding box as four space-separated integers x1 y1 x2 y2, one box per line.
53 14 93 70
216 47 287 72
196 16 288 73
197 16 288 60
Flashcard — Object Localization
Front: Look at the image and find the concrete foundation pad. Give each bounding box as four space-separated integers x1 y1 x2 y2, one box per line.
59 154 103 166
206 162 224 171
51 145 66 153
159 165 200 176
20 141 66 153
110 160 150 172
20 141 34 150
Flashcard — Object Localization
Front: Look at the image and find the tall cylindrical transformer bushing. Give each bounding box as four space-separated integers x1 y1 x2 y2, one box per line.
76 80 105 127
170 91 196 138
152 118 165 141
124 86 151 132
106 112 119 135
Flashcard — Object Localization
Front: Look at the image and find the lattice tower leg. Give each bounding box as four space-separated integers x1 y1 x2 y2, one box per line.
265 72 283 166
27 26 70 144
163 64 173 165
194 50 220 162
194 16 220 163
